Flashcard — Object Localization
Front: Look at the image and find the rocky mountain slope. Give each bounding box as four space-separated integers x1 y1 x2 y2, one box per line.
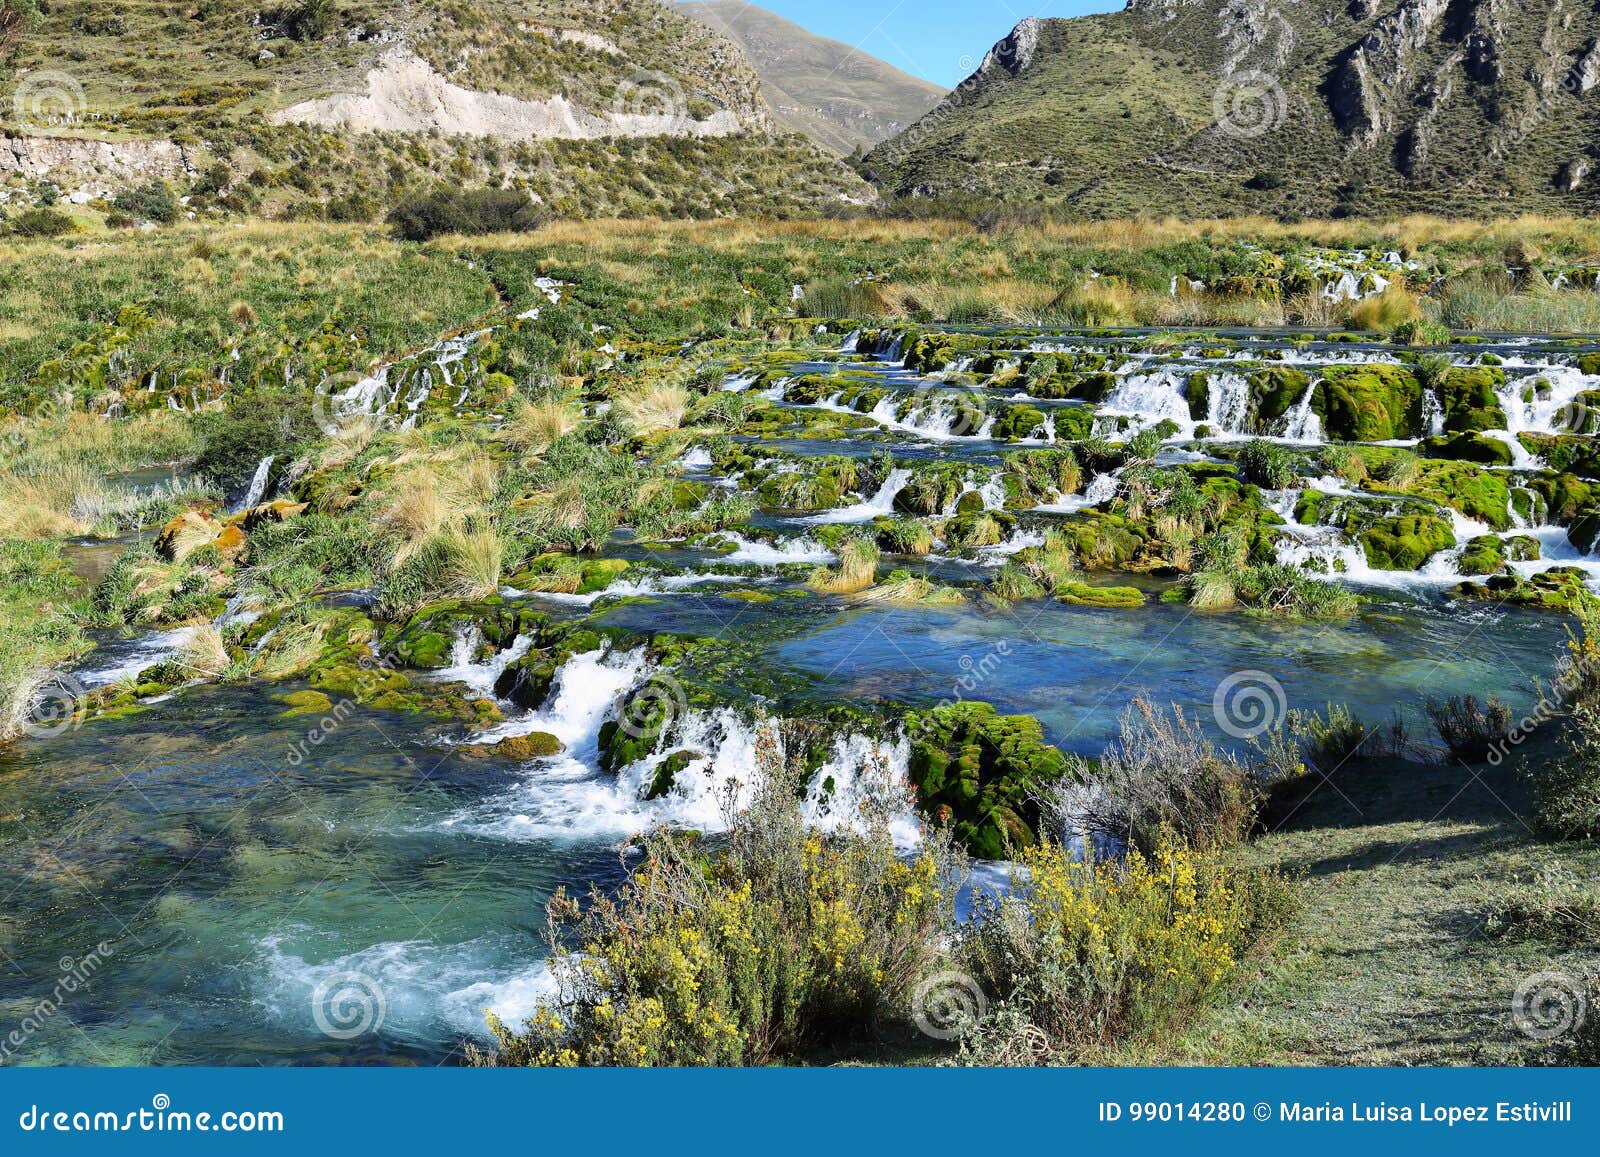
866 1 1600 218
675 1 945 155
0 0 870 218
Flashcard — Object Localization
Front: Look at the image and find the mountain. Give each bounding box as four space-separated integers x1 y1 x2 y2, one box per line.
865 2 1600 219
676 1 945 155
1 0 872 218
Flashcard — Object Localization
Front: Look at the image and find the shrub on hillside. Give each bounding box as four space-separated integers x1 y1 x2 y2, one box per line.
112 181 179 225
7 207 75 237
386 188 544 241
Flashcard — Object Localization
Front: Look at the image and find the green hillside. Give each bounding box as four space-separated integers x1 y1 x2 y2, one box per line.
866 3 1600 219
0 0 871 220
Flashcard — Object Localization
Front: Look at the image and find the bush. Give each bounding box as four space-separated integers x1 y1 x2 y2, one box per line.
960 834 1293 1060
386 188 544 241
1424 694 1511 762
7 207 75 237
1236 439 1296 489
1533 704 1600 839
112 181 179 225
471 756 963 1066
1042 697 1261 856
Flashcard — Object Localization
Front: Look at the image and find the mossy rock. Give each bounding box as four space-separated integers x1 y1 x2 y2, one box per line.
990 405 1047 442
1359 513 1455 570
1437 367 1508 435
1248 367 1311 425
905 702 1075 859
277 689 334 718
493 731 565 760
1055 582 1146 608
645 749 699 800
1315 365 1422 442
1452 568 1591 612
1419 432 1514 467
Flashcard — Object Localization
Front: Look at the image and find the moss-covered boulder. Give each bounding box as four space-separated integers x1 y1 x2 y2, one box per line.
905 702 1074 859
1436 367 1508 435
1452 568 1591 612
1315 365 1422 442
1359 513 1456 570
494 731 565 760
1419 432 1514 467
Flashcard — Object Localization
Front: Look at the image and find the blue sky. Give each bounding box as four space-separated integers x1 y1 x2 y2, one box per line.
684 1 1119 88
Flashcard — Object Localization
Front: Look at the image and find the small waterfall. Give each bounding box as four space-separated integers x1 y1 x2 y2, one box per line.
840 329 861 353
237 455 276 512
440 651 921 844
434 628 535 697
1421 389 1446 438
978 474 1008 510
714 533 837 564
1282 382 1325 443
1036 468 1122 514
1205 372 1254 436
1094 367 1194 439
806 468 913 525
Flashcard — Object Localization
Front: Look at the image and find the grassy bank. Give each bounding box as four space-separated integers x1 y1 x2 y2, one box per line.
1140 732 1599 1066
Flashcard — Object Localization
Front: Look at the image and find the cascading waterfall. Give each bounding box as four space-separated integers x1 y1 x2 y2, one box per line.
806 468 913 525
438 650 921 844
236 455 276 512
1282 383 1324 443
1094 367 1194 439
1035 468 1122 514
432 627 536 697
1205 372 1254 436
1421 389 1446 438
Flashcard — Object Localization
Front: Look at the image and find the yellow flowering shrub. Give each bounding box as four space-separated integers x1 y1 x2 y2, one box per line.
963 832 1292 1051
474 769 962 1067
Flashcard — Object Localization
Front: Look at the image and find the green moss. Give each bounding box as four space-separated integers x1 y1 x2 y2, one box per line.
277 689 334 717
1359 513 1455 570
494 731 565 760
1056 582 1146 608
905 702 1074 859
1420 432 1514 467
1315 365 1422 442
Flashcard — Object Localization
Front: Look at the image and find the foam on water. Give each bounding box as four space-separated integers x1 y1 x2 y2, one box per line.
714 533 836 564
255 933 555 1043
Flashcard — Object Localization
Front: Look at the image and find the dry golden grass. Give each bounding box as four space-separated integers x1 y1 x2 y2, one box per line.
179 625 231 679
617 383 690 435
499 399 579 452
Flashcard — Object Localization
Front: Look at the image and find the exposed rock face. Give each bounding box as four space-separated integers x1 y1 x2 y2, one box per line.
0 134 193 180
271 47 750 139
1558 158 1591 190
1331 0 1452 146
981 17 1043 77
